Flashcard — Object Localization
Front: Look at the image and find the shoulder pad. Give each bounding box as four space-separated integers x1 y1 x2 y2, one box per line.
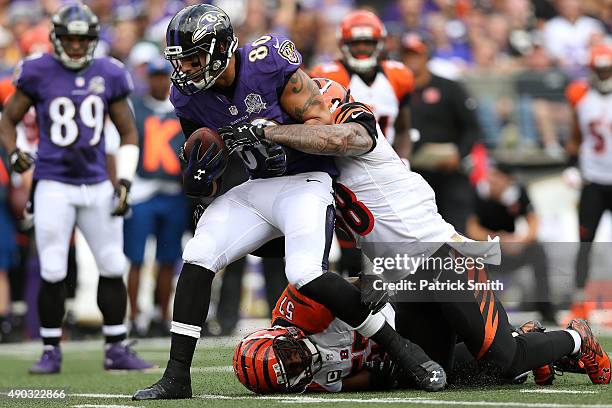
565 80 589 108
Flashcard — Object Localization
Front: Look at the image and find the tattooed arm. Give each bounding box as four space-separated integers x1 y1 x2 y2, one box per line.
264 123 373 156
280 69 331 125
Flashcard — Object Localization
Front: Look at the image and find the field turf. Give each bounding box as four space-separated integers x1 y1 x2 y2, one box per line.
0 336 610 408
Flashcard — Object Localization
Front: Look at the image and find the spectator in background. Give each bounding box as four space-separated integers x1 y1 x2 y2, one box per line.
467 163 557 324
514 40 570 156
400 33 480 233
564 43 612 322
0 146 16 342
542 0 605 78
125 59 188 337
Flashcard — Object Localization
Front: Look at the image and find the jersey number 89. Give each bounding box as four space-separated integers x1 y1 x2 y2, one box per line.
49 95 104 147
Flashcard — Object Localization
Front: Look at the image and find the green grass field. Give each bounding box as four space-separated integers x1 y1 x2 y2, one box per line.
0 337 611 408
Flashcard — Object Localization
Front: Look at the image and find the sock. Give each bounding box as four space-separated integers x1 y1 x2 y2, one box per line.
506 331 575 378
38 280 67 347
564 329 582 355
297 272 370 327
371 321 414 361
167 263 215 373
97 277 127 343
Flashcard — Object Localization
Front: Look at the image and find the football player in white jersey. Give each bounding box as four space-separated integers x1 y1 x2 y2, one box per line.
234 282 397 393
222 78 611 387
565 43 612 322
310 10 413 158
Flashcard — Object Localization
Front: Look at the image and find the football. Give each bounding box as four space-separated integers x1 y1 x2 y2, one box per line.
184 127 229 164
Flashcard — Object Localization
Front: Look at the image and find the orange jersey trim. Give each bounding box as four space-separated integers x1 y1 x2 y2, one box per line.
381 60 414 101
310 62 351 88
566 80 589 108
271 284 334 334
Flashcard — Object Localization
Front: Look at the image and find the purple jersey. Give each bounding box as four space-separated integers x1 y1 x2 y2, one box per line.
170 34 338 179
14 53 133 184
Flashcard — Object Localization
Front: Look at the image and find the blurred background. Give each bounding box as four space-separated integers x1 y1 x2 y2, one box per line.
0 0 610 343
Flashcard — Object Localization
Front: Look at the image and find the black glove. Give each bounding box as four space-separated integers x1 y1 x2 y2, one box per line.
263 143 287 176
219 124 265 154
9 148 34 173
183 140 227 197
360 273 391 314
111 179 131 217
366 354 400 390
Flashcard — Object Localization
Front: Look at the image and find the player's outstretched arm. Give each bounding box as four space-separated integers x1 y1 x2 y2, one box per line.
280 69 331 125
264 123 373 156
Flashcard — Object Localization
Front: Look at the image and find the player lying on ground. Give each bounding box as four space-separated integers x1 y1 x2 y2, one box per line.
233 281 596 393
133 4 445 400
234 281 397 393
221 79 611 386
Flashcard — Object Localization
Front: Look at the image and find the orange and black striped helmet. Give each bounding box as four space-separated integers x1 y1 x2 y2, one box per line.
233 326 321 394
312 77 354 113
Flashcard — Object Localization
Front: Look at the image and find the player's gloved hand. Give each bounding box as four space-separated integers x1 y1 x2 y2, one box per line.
9 148 34 173
183 140 227 197
366 354 400 390
219 124 265 154
111 179 131 217
360 273 391 314
263 142 287 176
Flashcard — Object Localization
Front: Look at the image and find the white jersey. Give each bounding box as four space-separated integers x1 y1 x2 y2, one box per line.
309 304 395 392
567 81 612 185
310 60 413 145
271 284 394 392
331 102 500 268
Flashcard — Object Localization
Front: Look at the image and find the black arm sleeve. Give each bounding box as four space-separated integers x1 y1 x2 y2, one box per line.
450 82 481 158
179 116 202 140
334 101 378 153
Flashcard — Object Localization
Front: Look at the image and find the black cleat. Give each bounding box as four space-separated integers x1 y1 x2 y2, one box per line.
132 360 192 400
395 338 446 392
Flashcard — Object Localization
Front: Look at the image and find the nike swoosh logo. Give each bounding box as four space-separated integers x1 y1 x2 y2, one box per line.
306 179 321 183
351 111 364 119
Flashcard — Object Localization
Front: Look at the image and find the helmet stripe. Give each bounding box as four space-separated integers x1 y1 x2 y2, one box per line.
240 337 266 390
261 346 275 391
250 340 269 391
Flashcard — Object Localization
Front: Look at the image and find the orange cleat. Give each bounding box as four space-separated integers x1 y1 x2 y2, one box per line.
516 320 555 385
567 319 611 385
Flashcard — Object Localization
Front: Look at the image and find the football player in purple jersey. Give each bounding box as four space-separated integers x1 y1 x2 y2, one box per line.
133 3 445 400
0 3 152 374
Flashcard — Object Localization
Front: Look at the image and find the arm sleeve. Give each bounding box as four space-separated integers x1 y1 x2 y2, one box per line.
333 102 378 153
450 81 481 158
